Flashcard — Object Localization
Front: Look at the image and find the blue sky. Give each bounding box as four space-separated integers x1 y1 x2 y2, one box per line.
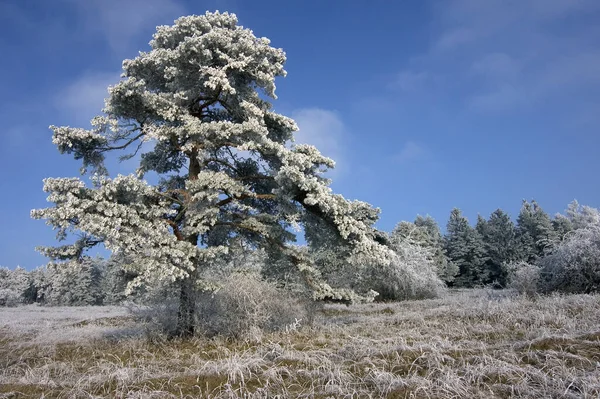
1 0 599 269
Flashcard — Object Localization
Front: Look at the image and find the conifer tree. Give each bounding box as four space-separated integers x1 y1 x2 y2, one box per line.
475 215 490 283
44 258 104 306
516 200 557 263
407 215 458 283
32 12 392 336
444 209 487 287
552 213 574 242
565 200 600 230
480 209 518 286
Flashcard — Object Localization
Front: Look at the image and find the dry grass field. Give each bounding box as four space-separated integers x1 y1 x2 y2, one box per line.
1 289 599 398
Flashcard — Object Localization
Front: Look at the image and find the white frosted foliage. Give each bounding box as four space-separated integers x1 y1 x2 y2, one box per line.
33 11 391 308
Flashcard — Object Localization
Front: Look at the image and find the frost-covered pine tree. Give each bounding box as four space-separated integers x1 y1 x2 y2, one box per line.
515 200 557 263
43 258 104 306
478 209 519 286
444 209 487 287
475 209 518 287
564 200 600 230
0 267 34 306
32 12 392 336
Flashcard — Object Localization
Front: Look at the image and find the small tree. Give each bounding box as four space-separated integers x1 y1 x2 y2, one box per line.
393 217 458 283
32 12 391 336
370 225 444 301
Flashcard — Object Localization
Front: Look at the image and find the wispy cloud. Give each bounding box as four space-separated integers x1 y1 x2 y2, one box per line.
434 28 476 52
55 71 121 124
291 108 347 176
395 0 600 113
64 0 186 53
394 141 431 164
469 53 521 81
394 71 431 92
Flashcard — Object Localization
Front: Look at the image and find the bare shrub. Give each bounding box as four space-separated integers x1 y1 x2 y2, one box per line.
196 272 310 339
505 261 540 297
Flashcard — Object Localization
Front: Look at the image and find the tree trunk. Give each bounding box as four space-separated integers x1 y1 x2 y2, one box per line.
176 276 196 337
174 151 201 337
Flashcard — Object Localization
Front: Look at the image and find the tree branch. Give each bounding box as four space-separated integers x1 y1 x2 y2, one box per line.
215 193 276 207
165 219 185 241
99 132 146 153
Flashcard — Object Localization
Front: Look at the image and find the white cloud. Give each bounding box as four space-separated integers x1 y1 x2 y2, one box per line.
65 0 186 53
55 71 120 122
434 28 476 52
470 53 521 81
395 0 600 113
468 85 530 112
395 70 430 92
394 141 430 164
291 108 346 175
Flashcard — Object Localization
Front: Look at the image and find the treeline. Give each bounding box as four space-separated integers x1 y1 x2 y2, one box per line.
1 199 599 307
394 199 600 293
0 256 132 307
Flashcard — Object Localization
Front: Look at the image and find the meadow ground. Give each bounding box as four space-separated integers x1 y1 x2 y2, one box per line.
0 289 599 398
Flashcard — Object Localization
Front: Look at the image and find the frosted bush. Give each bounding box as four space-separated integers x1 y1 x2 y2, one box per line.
367 239 445 301
505 261 540 297
538 225 600 294
0 288 22 307
196 272 310 339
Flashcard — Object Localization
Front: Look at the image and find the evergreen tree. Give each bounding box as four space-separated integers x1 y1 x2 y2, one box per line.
516 200 557 263
45 258 104 306
412 215 458 283
102 253 142 304
12 267 35 304
29 267 49 304
475 215 490 283
0 267 33 306
552 213 574 243
565 200 600 230
480 209 518 286
32 12 394 336
0 267 21 306
444 209 487 287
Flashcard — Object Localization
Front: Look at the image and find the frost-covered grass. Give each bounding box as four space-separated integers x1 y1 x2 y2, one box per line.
0 304 135 345
1 290 599 398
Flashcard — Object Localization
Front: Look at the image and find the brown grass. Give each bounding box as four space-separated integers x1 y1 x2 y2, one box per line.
1 289 599 398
